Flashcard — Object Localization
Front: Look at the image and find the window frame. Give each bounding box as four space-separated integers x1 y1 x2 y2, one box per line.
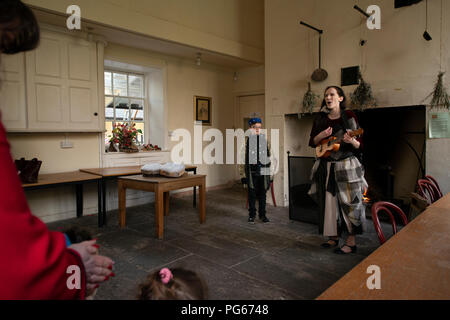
104 69 148 147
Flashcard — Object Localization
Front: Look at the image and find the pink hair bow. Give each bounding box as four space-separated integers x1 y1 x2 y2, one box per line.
159 268 173 284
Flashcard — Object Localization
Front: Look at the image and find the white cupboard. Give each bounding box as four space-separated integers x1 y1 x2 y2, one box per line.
0 53 27 130
0 28 103 132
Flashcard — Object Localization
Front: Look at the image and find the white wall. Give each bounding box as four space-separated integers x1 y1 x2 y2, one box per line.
265 0 450 202
8 133 100 174
7 132 101 222
233 65 265 94
24 0 264 64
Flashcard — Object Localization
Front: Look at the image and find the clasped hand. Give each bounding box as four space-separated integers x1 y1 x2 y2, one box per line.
69 240 114 296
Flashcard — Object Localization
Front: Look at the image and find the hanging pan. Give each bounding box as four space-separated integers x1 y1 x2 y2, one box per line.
300 21 328 82
311 34 328 81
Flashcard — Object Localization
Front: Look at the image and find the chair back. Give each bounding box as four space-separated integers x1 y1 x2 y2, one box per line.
424 175 443 199
371 201 408 245
417 179 440 204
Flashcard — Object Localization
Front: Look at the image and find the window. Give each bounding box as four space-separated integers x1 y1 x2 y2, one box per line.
104 70 145 145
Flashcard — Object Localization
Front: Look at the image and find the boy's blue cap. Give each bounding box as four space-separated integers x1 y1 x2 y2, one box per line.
248 117 262 126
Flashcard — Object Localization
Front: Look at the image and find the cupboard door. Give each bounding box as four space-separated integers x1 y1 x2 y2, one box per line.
26 33 66 130
66 41 99 130
26 30 100 131
0 53 27 130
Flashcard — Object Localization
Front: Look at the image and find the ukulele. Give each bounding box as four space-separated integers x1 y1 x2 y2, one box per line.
315 128 364 158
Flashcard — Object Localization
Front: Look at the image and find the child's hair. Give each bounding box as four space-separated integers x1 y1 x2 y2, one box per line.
138 267 207 300
63 226 93 244
0 0 40 54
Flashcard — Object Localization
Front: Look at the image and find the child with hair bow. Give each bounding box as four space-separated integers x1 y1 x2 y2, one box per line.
138 267 207 300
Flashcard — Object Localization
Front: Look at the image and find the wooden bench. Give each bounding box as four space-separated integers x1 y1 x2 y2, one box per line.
118 173 206 239
22 171 102 225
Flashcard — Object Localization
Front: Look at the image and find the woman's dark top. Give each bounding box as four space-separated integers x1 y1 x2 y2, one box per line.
309 110 363 161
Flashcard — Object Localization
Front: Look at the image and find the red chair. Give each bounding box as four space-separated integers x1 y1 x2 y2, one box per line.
246 181 277 208
371 201 408 245
424 175 443 199
417 179 441 204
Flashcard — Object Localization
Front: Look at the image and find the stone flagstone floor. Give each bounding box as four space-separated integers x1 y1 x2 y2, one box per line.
47 184 392 300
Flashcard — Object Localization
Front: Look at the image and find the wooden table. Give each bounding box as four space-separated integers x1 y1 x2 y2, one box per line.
317 193 450 300
118 173 206 239
80 165 197 226
22 171 102 225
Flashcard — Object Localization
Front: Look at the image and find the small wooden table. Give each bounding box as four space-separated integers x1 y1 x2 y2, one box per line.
118 173 206 239
80 165 197 226
316 193 450 300
22 171 102 225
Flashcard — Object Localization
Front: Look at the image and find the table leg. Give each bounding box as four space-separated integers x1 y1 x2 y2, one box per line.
102 178 107 226
193 168 197 208
97 180 103 227
199 180 206 224
118 180 126 228
155 187 164 239
76 184 83 218
193 187 197 208
164 191 170 216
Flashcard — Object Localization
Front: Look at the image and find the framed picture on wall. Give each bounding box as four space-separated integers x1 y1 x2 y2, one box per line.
194 96 212 126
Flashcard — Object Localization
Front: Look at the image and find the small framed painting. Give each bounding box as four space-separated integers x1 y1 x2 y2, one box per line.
194 96 212 126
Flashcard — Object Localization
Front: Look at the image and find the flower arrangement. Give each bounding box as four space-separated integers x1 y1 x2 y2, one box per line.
141 143 161 151
109 122 142 152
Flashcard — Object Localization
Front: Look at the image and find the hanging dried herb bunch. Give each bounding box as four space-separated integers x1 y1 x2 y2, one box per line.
302 82 320 114
350 72 376 110
425 72 450 109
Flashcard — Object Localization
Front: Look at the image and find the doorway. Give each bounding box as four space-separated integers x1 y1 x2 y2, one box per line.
237 94 265 130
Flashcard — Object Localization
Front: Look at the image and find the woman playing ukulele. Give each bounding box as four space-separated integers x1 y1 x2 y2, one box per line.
308 86 368 254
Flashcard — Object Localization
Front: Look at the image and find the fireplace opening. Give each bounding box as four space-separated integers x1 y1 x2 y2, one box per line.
285 106 425 225
356 105 426 215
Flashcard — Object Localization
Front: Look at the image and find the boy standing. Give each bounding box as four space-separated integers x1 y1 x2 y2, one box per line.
239 118 273 223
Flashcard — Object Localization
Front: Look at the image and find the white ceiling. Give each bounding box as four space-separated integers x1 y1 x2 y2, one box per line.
31 7 260 70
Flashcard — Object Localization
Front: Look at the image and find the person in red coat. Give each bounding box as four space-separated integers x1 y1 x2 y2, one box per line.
0 0 114 299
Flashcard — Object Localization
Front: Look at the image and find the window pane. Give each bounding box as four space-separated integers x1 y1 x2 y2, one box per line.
113 73 127 96
105 121 114 144
128 75 144 98
104 72 112 95
134 122 145 145
105 96 114 120
114 97 130 121
130 99 144 121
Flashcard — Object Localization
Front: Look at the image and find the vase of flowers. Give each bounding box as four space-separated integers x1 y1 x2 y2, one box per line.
109 122 142 153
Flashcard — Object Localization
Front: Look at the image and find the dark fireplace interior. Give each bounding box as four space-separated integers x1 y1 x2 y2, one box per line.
356 105 426 213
